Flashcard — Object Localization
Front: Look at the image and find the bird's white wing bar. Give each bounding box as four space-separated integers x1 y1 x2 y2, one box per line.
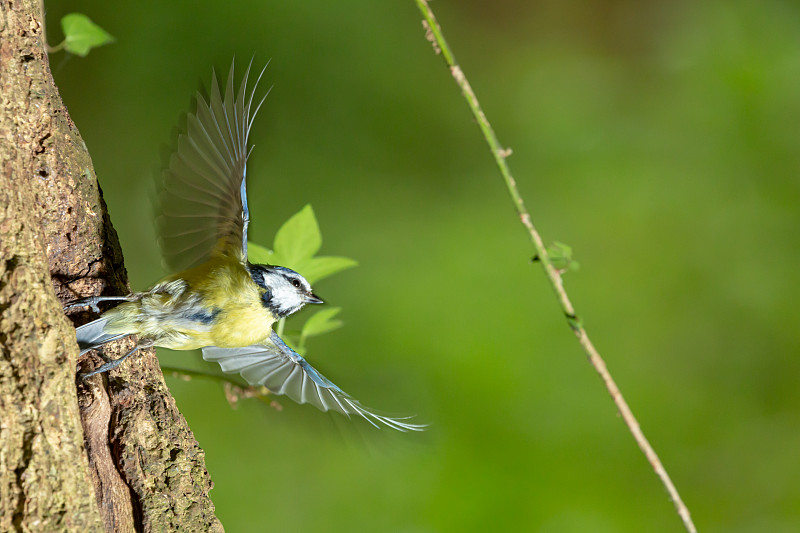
202 332 426 432
157 59 270 272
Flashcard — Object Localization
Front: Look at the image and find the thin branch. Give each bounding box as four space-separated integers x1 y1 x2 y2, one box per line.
47 40 65 54
413 2 697 532
160 366 278 409
37 0 60 53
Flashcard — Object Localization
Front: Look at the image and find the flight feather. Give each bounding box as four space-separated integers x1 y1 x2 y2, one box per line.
202 332 426 431
157 59 270 272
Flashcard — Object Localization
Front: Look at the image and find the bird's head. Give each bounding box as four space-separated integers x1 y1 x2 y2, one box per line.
248 264 323 318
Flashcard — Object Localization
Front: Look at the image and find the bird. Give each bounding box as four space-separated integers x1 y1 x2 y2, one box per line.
66 59 424 432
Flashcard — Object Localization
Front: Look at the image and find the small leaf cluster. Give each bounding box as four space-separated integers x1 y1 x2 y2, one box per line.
248 205 356 354
546 241 580 273
50 14 114 57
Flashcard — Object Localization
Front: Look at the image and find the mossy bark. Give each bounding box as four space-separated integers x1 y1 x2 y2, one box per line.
0 1 223 531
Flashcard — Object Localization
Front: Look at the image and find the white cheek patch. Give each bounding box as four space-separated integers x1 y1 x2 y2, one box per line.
262 271 307 317
270 284 297 310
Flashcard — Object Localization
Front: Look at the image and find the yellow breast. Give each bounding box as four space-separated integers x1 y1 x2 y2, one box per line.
103 254 276 351
209 302 274 348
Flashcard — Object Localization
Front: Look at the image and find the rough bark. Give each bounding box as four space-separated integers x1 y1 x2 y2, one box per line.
0 1 223 531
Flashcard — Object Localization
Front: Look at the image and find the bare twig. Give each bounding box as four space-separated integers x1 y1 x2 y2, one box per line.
160 366 278 409
413 2 697 532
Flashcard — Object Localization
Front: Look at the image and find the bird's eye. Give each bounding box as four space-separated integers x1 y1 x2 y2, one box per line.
290 278 302 289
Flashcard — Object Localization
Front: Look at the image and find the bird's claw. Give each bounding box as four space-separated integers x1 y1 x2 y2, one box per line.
63 297 102 313
80 343 144 379
63 295 137 314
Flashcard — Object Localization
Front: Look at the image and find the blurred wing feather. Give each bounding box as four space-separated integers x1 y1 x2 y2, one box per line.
201 332 426 432
158 58 270 272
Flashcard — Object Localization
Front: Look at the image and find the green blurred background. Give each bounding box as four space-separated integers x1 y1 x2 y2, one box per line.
45 0 800 531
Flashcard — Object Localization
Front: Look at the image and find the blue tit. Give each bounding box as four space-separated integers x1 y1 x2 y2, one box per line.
67 59 424 432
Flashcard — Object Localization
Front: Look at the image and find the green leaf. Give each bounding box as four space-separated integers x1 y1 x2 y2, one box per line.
547 241 580 272
247 241 274 264
301 307 344 339
272 204 321 268
299 256 358 285
249 204 356 284
61 14 114 57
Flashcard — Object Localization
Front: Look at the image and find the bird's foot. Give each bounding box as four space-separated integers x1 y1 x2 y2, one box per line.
80 341 150 379
64 295 136 314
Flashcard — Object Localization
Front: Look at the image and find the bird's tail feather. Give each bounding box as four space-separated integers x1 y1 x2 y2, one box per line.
75 317 128 355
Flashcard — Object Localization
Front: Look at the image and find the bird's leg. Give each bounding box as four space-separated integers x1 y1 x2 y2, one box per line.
64 294 139 313
80 339 154 379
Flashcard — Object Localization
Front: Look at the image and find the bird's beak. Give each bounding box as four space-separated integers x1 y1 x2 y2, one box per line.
305 292 323 304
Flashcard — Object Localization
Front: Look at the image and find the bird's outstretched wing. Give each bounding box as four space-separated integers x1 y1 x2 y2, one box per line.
202 332 426 432
157 58 270 272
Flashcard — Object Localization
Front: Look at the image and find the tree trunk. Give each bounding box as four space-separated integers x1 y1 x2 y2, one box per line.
0 1 223 531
